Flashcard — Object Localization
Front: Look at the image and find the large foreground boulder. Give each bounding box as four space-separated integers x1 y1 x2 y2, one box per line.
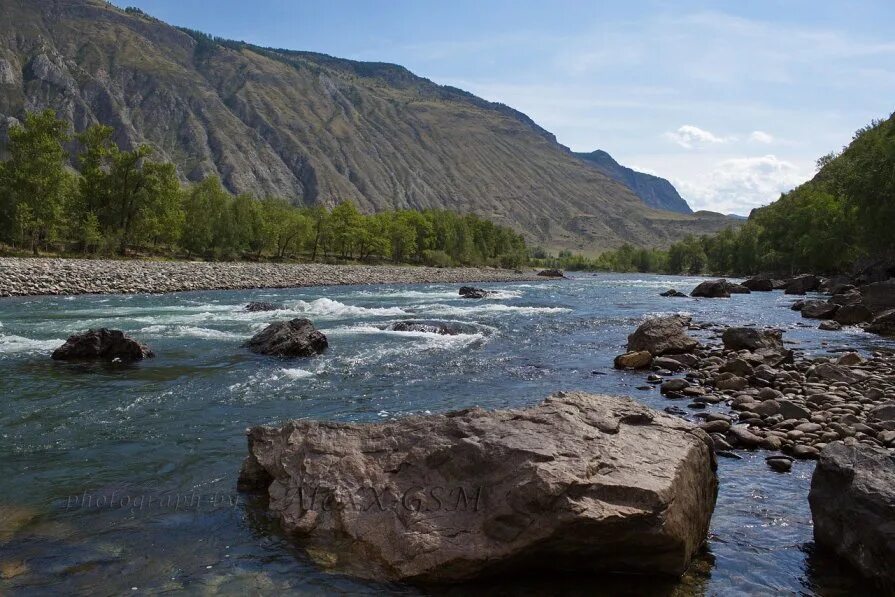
721 327 784 352
244 318 328 357
627 315 698 356
51 328 154 361
238 392 718 583
809 442 895 590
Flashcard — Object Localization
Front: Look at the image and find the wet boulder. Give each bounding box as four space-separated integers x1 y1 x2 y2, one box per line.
860 280 895 314
51 328 154 362
809 442 895 589
866 309 895 337
800 300 839 319
819 320 842 331
244 318 328 357
459 286 489 299
245 301 284 312
627 315 698 356
742 276 774 291
691 279 737 298
238 392 718 582
784 274 821 295
386 321 463 336
721 327 784 353
660 289 688 297
613 350 652 369
833 304 872 325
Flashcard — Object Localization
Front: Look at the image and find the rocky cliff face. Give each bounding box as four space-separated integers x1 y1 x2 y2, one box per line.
0 0 735 250
576 149 693 214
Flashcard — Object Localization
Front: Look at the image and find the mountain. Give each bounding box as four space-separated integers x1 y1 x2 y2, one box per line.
574 150 692 214
0 0 737 251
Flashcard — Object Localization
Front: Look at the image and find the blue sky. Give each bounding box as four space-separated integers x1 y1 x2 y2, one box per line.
114 1 895 215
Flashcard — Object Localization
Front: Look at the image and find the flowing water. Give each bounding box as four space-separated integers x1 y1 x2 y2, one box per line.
0 274 890 595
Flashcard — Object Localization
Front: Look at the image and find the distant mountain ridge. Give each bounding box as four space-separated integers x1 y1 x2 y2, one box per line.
575 150 692 214
0 0 738 251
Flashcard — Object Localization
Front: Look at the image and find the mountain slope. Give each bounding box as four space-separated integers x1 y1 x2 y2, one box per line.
0 0 735 251
575 150 693 214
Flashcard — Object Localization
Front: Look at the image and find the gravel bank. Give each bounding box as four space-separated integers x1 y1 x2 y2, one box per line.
0 258 543 297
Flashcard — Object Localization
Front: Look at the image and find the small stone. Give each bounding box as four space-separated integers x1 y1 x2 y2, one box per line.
766 456 793 473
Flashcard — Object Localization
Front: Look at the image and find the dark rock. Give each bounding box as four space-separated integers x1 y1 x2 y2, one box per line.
819 320 842 331
778 400 811 420
859 280 895 314
660 289 688 297
809 442 895 588
51 329 154 362
866 309 895 337
785 274 821 295
721 327 784 352
653 356 686 371
627 315 699 356
386 321 463 335
245 301 283 312
801 300 839 319
244 318 328 357
729 284 751 294
661 379 690 394
536 269 565 278
691 279 737 298
459 286 489 299
868 403 895 423
766 456 793 473
833 303 873 324
790 300 806 311
742 276 774 291
238 392 719 582
830 290 863 306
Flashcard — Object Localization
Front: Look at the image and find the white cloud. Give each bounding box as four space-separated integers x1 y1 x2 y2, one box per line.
672 154 807 215
664 125 730 149
749 130 774 144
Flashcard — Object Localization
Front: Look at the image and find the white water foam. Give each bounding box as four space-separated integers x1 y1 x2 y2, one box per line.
0 333 63 355
412 303 571 317
326 324 486 350
136 325 245 341
288 298 410 319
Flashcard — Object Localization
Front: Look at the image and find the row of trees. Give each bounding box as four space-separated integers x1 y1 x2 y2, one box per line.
542 112 895 276
0 110 527 268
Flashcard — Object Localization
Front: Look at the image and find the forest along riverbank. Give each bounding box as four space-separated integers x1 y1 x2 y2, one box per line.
0 258 542 297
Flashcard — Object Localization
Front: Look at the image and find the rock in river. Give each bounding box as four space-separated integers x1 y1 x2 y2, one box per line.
245 301 284 312
691 279 740 298
613 350 652 369
721 327 783 352
627 315 698 356
238 392 718 583
459 286 489 299
51 328 154 361
801 300 839 320
809 442 895 589
784 274 821 295
244 318 328 357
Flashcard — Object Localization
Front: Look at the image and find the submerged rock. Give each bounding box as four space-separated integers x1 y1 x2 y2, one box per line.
245 301 284 312
51 328 154 362
627 315 698 356
809 442 895 589
459 286 488 299
660 289 688 297
238 392 718 583
385 321 464 335
244 318 328 357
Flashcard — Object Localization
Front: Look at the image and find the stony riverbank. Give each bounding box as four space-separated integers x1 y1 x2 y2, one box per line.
0 258 542 297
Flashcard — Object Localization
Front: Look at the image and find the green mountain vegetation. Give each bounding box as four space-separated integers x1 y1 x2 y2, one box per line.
0 0 737 252
0 110 527 267
545 112 895 275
